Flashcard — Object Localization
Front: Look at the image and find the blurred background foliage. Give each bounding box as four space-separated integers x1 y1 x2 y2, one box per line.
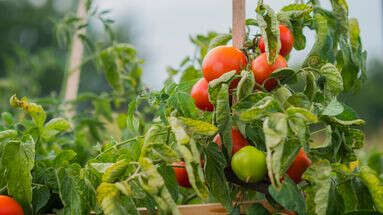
0 0 382 147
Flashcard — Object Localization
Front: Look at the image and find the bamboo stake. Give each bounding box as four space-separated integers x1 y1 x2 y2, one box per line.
63 0 88 118
232 0 246 49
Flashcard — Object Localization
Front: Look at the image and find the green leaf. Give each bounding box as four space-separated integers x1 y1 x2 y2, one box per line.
140 125 177 163
333 164 374 212
270 68 298 85
278 4 313 51
368 152 383 175
256 3 281 64
97 182 139 215
2 137 35 213
169 117 209 200
320 63 343 100
32 185 50 214
256 2 281 64
269 177 306 215
56 164 96 215
239 96 281 122
208 71 236 105
180 66 201 84
95 51 120 89
310 125 332 149
346 128 364 149
273 86 293 107
214 84 233 158
245 203 269 215
286 106 318 123
179 117 218 136
236 70 255 101
322 98 344 116
1 112 14 126
280 138 301 175
286 93 311 110
102 160 130 183
0 129 17 141
157 164 179 201
52 150 77 167
360 167 383 212
303 13 336 68
138 158 180 215
41 117 71 140
190 32 218 58
208 34 232 51
168 90 199 118
10 95 46 128
127 100 139 134
246 18 258 26
264 113 288 188
302 160 332 215
205 142 233 211
91 163 114 174
303 71 317 101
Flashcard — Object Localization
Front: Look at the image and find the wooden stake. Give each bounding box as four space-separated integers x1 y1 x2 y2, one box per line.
232 0 246 49
63 0 87 117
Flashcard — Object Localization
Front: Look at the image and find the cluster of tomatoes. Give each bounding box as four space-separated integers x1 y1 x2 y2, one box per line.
173 25 311 188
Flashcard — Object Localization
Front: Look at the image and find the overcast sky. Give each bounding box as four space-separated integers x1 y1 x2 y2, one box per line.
95 0 382 89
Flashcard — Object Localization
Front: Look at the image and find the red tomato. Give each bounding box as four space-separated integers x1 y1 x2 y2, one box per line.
0 195 24 215
214 128 249 155
287 148 312 183
202 46 248 82
251 53 287 91
258 24 294 57
172 161 191 188
191 78 214 111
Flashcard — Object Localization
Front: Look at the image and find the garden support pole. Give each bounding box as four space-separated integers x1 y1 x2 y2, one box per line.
232 0 246 49
63 0 87 118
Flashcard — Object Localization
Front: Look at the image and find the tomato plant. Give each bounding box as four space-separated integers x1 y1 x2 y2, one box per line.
0 0 381 214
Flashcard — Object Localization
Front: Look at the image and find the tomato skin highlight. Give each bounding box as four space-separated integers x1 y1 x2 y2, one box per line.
191 78 214 112
202 46 248 82
0 195 24 215
231 146 267 183
251 53 287 91
287 148 312 183
172 161 191 188
258 24 294 57
213 128 249 154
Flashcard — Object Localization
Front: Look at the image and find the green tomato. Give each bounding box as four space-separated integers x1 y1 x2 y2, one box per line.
231 146 267 183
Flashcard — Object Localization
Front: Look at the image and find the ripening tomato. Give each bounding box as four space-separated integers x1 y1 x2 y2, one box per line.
287 148 312 183
258 24 294 57
251 53 287 91
213 128 249 154
202 46 247 82
172 161 191 188
0 195 24 215
231 146 267 183
191 78 214 111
